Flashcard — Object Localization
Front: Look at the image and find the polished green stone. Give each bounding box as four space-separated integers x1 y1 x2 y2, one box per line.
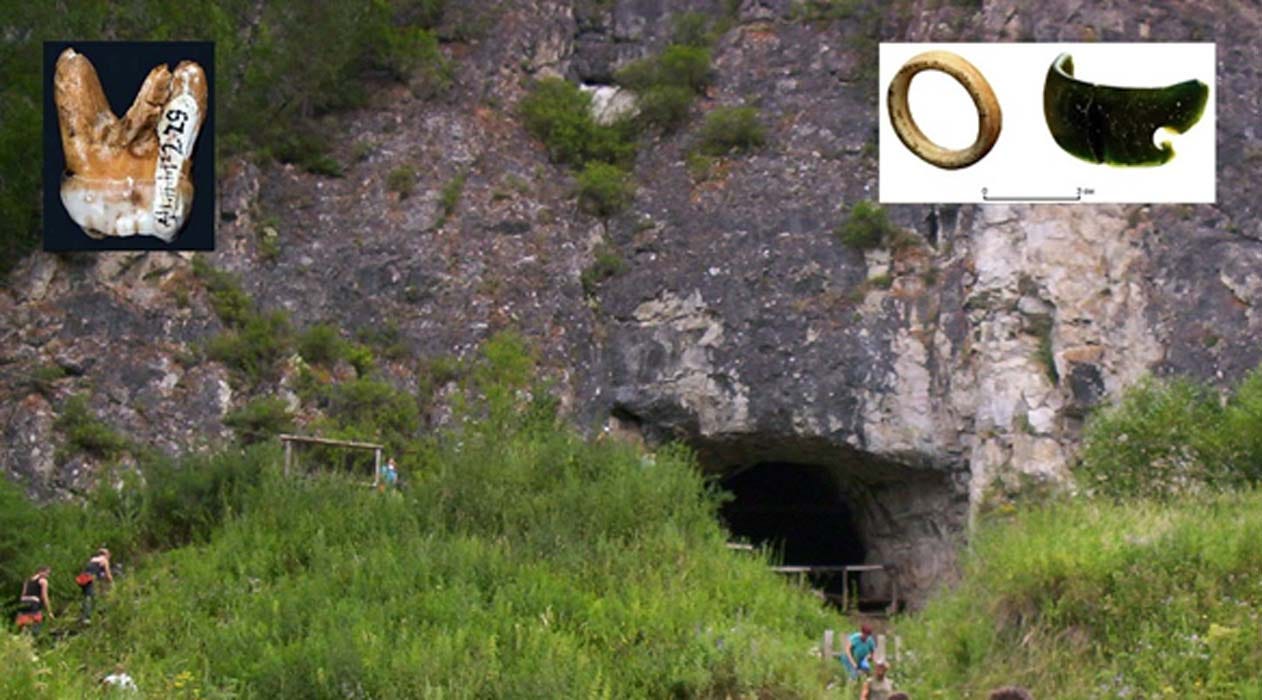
1043 53 1208 166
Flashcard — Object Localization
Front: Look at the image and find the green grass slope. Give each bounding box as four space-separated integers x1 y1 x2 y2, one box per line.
897 494 1262 698
3 402 845 698
896 366 1262 699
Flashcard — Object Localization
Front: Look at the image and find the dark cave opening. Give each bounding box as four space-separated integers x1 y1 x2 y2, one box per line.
719 462 874 607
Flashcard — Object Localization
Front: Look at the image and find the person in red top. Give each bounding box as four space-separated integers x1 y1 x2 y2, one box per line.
15 566 53 634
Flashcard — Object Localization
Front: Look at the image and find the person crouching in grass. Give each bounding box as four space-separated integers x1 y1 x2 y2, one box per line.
16 566 53 634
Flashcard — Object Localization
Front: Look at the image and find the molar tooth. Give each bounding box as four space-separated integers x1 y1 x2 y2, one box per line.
54 47 207 241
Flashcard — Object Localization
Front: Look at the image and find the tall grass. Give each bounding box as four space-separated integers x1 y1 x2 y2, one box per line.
3 360 845 697
896 494 1262 698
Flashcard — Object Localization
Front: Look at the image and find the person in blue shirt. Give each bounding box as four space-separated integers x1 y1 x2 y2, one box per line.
379 457 399 491
841 623 877 679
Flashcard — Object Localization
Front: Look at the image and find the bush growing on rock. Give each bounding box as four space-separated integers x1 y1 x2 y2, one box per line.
192 257 254 328
387 166 417 199
205 310 293 387
224 396 294 445
697 105 765 156
576 162 634 217
55 394 129 461
834 200 897 249
519 78 637 168
580 241 628 296
297 323 348 366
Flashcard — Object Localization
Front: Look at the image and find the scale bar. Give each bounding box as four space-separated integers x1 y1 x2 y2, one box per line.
981 188 1085 203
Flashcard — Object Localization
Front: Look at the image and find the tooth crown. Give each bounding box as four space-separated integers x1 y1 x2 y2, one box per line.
54 48 208 241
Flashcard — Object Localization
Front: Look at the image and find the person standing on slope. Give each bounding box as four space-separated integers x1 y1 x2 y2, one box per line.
77 547 113 624
861 659 894 700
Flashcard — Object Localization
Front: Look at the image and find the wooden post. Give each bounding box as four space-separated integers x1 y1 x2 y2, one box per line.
284 439 292 476
842 570 850 612
889 568 900 615
373 448 381 487
822 629 835 660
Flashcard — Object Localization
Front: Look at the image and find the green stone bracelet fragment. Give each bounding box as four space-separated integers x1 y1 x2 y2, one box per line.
1042 53 1208 166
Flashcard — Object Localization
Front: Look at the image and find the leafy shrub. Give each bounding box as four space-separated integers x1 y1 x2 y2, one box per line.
0 475 41 595
23 363 67 396
696 105 765 156
192 257 254 328
617 45 712 94
636 84 696 132
321 377 420 454
614 40 714 132
387 166 417 198
55 394 129 461
269 129 344 177
519 77 637 168
206 311 293 386
135 444 275 549
1075 367 1262 499
436 171 466 226
356 322 412 361
658 44 714 92
576 162 634 217
834 200 897 249
297 323 347 366
344 343 376 377
671 11 719 47
224 396 294 445
580 242 628 295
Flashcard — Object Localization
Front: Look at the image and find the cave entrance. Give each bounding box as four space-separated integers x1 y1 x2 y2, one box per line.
720 462 889 611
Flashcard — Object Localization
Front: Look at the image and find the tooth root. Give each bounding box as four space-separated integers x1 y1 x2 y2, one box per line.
54 48 115 174
116 64 173 154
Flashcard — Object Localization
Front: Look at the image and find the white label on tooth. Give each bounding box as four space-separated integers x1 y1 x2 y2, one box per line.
152 93 200 238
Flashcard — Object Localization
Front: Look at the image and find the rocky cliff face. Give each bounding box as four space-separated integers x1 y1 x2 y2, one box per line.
3 0 1260 604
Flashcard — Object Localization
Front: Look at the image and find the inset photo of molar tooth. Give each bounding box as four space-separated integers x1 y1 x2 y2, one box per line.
54 47 208 241
1042 52 1208 166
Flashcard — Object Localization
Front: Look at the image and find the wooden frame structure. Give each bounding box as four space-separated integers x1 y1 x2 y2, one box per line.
279 434 385 486
821 629 900 665
770 563 900 614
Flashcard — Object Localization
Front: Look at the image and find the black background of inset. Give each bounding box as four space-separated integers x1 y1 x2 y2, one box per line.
42 41 215 252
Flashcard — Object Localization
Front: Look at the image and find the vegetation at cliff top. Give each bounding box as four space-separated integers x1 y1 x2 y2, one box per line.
2 335 847 698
